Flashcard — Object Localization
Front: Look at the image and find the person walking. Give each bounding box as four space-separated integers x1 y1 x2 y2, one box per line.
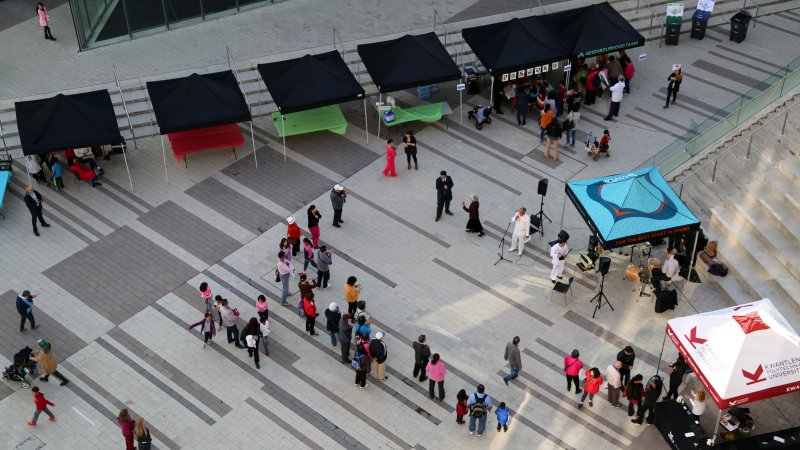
307 205 322 248
604 76 626 121
426 353 446 400
302 238 318 272
344 276 362 316
255 294 269 321
435 171 454 222
16 290 37 332
188 312 217 346
316 246 334 288
402 130 418 170
502 336 522 385
134 418 152 450
369 331 388 381
198 282 213 313
456 389 469 425
383 138 398 177
23 185 50 237
563 349 584 394
287 216 302 257
330 184 349 228
467 384 494 436
353 342 371 388
218 299 244 348
564 103 581 147
514 87 528 126
577 367 603 409
461 195 485 236
303 291 319 336
664 355 686 400
30 339 69 386
259 316 270 356
240 317 261 369
663 68 683 108
508 208 530 256
413 334 432 382
27 386 56 426
325 303 341 347
495 402 510 432
633 375 663 424
550 238 569 283
118 409 136 450
626 374 645 419
277 251 293 306
605 361 623 407
616 346 636 388
36 3 56 40
339 313 353 363
50 158 64 191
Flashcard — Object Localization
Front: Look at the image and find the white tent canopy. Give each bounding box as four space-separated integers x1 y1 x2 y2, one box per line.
665 299 800 409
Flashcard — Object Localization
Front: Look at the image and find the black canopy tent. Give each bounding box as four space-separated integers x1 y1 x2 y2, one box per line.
357 32 462 137
258 50 367 154
14 90 133 190
146 70 255 182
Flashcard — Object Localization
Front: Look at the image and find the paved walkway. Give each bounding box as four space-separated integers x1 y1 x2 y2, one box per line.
1 1 800 449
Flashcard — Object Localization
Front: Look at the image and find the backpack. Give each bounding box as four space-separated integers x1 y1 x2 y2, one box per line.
562 118 574 131
591 75 601 88
708 263 728 277
470 394 487 418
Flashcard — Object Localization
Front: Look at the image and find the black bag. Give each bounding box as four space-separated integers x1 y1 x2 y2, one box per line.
468 80 480 94
708 263 728 277
275 268 281 282
470 394 487 418
562 118 574 130
655 289 677 313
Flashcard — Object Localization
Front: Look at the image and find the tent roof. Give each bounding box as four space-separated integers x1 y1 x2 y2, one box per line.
146 70 252 135
461 16 570 76
565 167 700 249
357 33 461 93
258 51 365 114
15 90 123 155
540 2 645 59
666 299 800 408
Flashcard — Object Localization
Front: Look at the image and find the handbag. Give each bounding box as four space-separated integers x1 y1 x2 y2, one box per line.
232 308 240 317
275 268 280 282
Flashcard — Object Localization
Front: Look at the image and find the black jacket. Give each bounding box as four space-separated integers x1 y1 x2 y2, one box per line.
369 339 388 363
308 208 321 228
617 349 636 369
23 190 43 211
436 176 454 202
413 340 431 364
325 309 341 333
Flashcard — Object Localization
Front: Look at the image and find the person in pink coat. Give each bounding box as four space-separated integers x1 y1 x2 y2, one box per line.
563 349 584 394
36 3 56 41
382 138 397 177
426 353 447 401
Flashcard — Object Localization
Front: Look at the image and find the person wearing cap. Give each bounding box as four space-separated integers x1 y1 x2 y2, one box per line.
604 75 626 121
30 339 69 386
550 239 569 283
325 303 341 347
330 184 349 228
287 216 302 257
16 290 37 332
369 332 388 381
435 171 454 222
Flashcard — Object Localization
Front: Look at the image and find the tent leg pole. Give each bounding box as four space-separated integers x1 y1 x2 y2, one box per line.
490 77 494 106
282 133 287 162
690 230 700 271
121 144 134 192
656 329 668 376
160 135 168 184
250 122 258 168
363 99 368 144
459 89 463 126
25 161 31 185
377 93 382 140
710 410 722 445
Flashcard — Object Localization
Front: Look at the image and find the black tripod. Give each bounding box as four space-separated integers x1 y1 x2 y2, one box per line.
494 222 514 265
533 194 551 238
590 272 615 318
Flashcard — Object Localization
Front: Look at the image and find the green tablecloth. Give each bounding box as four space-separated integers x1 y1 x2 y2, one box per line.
384 102 445 126
272 104 348 137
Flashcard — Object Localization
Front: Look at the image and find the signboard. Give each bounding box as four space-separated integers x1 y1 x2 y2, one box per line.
666 3 684 17
639 53 647 61
518 70 525 78
551 62 559 70
534 66 541 75
501 73 509 82
509 72 517 80
456 83 466 91
672 63 681 71
563 64 572 72
526 68 534 76
541 64 549 73
697 0 715 12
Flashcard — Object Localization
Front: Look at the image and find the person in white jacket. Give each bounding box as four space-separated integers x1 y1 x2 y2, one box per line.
550 239 570 282
508 208 531 256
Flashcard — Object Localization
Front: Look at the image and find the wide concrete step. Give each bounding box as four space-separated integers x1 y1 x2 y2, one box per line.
755 169 800 219
778 157 800 183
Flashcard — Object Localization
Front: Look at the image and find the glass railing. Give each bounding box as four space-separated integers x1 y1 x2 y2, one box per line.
637 55 800 175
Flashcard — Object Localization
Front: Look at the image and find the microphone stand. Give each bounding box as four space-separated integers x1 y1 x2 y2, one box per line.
494 221 514 265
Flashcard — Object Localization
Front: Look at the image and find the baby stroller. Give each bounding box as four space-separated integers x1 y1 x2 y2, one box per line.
2 347 38 389
467 105 493 130
585 132 609 161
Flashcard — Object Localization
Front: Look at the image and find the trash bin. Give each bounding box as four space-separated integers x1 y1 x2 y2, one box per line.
730 9 752 43
665 23 681 46
691 11 709 40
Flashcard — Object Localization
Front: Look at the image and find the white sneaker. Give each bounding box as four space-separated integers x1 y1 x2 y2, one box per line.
470 432 474 435
507 248 515 252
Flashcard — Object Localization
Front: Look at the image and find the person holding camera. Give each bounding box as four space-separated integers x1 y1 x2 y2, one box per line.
550 239 569 283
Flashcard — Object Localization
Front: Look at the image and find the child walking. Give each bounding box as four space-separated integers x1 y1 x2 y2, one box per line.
51 159 64 191
198 282 213 313
496 402 510 432
27 386 56 426
456 389 468 425
255 294 269 321
259 317 270 356
303 238 318 272
188 313 216 346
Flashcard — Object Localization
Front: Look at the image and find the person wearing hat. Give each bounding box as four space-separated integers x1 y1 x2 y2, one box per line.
30 339 69 386
16 290 37 332
330 184 349 228
550 239 569 283
325 303 341 347
369 332 388 381
287 216 302 257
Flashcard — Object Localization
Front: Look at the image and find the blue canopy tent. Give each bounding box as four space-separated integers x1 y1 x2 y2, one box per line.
565 167 700 250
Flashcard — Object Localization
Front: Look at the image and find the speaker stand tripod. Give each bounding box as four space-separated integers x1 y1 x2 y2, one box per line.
494 222 514 265
590 273 615 318
533 194 551 238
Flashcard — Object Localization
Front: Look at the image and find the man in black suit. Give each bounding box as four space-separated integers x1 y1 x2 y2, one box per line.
435 171 454 222
23 185 50 237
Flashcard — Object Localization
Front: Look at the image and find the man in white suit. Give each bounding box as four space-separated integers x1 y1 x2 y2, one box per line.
550 239 570 283
508 207 531 256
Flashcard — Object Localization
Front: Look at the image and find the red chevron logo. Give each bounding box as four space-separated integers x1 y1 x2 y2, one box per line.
684 326 707 349
742 365 766 385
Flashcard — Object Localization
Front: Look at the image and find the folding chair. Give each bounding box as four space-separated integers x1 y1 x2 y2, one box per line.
551 274 574 305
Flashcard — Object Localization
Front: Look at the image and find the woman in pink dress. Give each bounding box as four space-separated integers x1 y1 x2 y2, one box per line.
382 138 397 177
36 3 56 41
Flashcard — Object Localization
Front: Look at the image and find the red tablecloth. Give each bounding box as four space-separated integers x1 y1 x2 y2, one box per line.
167 124 244 161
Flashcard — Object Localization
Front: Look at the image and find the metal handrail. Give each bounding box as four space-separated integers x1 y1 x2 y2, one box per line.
640 0 666 47
672 97 800 195
744 0 760 27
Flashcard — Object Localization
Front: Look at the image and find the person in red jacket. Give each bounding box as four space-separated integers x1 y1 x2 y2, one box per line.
118 408 136 450
303 291 319 336
27 386 56 426
287 216 303 257
578 367 603 409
